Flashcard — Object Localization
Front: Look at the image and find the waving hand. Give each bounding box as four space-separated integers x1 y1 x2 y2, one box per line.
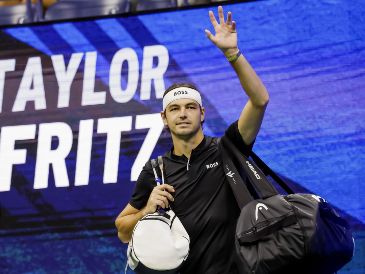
205 6 238 54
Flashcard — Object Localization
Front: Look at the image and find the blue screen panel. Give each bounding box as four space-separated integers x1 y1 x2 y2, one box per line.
0 0 364 273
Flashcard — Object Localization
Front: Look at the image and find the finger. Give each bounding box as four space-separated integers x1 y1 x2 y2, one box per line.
156 197 169 208
162 191 175 202
155 199 165 209
154 185 169 193
208 10 218 28
226 11 232 25
218 5 224 25
231 21 237 32
205 29 216 44
157 190 174 202
161 184 175 193
155 190 174 202
163 197 169 208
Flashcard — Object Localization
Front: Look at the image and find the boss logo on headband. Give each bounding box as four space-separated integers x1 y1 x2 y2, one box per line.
174 90 188 96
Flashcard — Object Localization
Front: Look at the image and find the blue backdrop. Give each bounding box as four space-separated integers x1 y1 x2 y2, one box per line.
0 0 364 273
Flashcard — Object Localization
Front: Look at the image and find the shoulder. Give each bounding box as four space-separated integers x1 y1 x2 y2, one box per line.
211 136 221 144
200 135 221 151
209 136 221 149
136 159 155 183
223 120 255 156
141 159 153 173
130 159 157 210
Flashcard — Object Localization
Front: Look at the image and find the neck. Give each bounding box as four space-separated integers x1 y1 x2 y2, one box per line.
171 130 204 159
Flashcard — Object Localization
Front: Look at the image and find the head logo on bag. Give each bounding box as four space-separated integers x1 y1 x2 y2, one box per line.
255 203 269 221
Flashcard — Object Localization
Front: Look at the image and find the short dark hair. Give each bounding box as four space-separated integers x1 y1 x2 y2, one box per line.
163 82 205 128
163 82 200 98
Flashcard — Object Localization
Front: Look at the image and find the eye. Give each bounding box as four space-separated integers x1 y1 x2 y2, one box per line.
169 107 178 111
187 105 196 109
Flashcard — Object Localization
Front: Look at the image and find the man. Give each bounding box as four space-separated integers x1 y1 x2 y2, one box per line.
115 5 269 273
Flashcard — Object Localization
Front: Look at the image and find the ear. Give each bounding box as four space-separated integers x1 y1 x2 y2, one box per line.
200 107 205 123
161 111 168 127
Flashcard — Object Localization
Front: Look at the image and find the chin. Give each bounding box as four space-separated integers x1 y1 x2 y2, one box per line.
175 130 193 136
174 128 199 138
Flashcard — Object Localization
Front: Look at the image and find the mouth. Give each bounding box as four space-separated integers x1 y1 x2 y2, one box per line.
176 122 190 126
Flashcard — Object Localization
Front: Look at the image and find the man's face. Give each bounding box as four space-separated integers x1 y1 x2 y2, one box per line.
161 98 205 139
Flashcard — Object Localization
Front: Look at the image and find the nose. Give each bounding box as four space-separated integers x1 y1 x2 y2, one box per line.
178 107 187 118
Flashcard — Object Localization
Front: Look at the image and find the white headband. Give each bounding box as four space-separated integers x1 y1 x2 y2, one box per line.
163 87 202 111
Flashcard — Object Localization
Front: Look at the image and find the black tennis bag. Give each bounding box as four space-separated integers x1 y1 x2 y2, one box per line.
219 136 354 274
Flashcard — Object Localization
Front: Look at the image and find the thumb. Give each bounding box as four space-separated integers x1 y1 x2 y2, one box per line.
205 29 216 43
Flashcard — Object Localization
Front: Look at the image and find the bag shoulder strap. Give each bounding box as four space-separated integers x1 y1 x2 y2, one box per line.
218 137 254 208
221 135 279 199
250 151 294 194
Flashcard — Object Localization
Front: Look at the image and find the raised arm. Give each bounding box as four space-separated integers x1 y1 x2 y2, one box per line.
205 6 269 146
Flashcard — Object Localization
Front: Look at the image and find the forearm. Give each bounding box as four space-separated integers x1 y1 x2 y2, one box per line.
206 6 269 145
115 209 146 243
226 49 269 107
115 185 175 243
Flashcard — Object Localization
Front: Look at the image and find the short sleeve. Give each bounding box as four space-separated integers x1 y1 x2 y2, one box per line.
224 120 255 157
129 160 156 210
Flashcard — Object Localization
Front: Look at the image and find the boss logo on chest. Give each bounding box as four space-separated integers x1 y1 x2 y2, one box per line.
206 162 219 170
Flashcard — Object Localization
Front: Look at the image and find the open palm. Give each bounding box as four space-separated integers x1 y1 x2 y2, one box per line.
205 6 238 52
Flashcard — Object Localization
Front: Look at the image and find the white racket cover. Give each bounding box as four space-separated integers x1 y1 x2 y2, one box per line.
127 210 190 271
